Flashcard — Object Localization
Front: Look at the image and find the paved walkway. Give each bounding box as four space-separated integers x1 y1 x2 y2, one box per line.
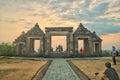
10 57 120 60
42 59 80 80
9 57 120 80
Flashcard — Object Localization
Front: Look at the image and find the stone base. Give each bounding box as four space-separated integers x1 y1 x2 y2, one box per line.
15 52 102 58
44 52 73 58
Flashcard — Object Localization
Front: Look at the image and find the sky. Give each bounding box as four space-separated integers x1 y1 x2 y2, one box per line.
0 0 120 50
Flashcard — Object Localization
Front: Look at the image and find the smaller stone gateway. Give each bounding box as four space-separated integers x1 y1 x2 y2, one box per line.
14 23 102 57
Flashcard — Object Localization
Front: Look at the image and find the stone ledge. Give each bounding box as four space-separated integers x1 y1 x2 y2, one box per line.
32 60 52 80
67 60 91 80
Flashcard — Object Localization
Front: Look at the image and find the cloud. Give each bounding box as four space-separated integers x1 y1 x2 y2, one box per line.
106 0 120 13
88 0 110 10
1 18 25 23
105 7 120 14
19 6 35 11
28 12 50 18
87 23 120 36
25 22 34 25
0 0 120 39
91 3 108 14
95 0 120 20
28 13 43 17
98 12 120 19
0 19 2 22
55 0 109 24
101 32 120 50
48 0 72 13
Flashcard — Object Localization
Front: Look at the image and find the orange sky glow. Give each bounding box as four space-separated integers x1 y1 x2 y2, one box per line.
0 0 120 50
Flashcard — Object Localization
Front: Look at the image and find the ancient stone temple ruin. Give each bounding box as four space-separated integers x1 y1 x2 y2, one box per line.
14 23 102 57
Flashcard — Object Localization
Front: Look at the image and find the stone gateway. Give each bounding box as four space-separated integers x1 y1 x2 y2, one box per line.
14 23 102 57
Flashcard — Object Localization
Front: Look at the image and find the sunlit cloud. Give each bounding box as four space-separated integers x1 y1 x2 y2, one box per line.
88 0 111 10
98 12 120 19
1 18 26 23
101 33 120 50
106 0 120 13
0 0 120 50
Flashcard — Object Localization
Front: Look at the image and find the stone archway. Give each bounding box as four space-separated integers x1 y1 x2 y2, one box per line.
26 37 44 54
45 27 73 56
16 42 25 54
73 23 102 56
74 37 92 54
14 23 102 57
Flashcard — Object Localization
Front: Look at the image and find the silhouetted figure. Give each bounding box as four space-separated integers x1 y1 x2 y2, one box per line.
112 46 117 65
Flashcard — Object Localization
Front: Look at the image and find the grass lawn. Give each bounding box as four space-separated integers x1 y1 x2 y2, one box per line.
71 58 120 80
0 58 47 80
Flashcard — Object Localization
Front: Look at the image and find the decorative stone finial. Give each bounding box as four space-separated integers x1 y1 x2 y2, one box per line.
35 23 39 27
22 31 25 34
79 23 83 27
93 31 96 34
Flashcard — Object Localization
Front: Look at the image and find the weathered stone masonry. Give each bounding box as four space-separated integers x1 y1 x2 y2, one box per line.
14 23 102 57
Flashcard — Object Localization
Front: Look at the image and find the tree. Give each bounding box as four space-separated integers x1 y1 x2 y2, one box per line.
0 42 16 56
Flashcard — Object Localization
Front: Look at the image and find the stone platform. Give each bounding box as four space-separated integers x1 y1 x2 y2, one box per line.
46 52 72 58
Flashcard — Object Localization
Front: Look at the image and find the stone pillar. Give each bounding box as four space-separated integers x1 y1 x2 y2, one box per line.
26 38 34 53
99 42 102 53
88 37 93 54
16 42 25 54
69 33 73 51
40 39 43 52
30 39 34 52
50 36 51 52
67 33 73 52
74 37 78 54
45 33 51 52
26 37 30 53
67 35 70 52
94 42 102 55
16 43 20 54
66 36 68 51
84 38 88 54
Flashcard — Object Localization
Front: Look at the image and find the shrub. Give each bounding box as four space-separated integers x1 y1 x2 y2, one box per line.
0 42 16 56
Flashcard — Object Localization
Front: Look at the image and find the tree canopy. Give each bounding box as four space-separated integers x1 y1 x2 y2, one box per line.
0 42 16 56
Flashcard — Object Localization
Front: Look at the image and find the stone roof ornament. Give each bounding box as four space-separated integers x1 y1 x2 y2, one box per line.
22 31 25 34
14 31 26 42
35 23 39 27
74 23 91 35
92 31 102 42
93 31 96 35
26 23 44 35
79 23 84 28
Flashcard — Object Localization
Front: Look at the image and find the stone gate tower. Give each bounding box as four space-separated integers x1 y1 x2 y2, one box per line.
14 23 102 57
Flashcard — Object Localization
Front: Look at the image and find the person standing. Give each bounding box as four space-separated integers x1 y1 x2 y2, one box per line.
112 46 117 65
80 48 82 54
80 48 84 54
